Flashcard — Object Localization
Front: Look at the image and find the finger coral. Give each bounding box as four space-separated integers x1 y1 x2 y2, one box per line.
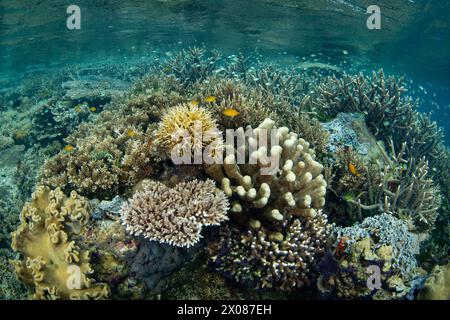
11 186 109 300
120 179 229 247
205 118 327 227
206 118 331 290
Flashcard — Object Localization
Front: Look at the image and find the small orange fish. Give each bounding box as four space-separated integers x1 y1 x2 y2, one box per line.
89 107 97 112
127 129 136 138
64 145 74 152
223 108 240 118
190 100 199 106
348 162 360 176
205 96 216 103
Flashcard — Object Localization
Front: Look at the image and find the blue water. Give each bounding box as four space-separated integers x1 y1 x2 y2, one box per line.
1 0 449 143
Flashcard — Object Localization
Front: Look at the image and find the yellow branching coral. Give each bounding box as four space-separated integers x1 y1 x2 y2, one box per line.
11 186 109 300
155 103 222 154
121 179 229 247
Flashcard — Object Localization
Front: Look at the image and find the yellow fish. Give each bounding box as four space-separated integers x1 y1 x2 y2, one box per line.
223 108 240 118
89 107 97 112
205 96 216 103
190 100 199 106
127 129 136 138
74 105 82 113
64 145 74 152
348 162 360 176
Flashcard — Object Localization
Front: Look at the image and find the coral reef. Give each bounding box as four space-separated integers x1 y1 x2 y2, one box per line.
2 48 448 300
11 186 109 299
121 179 229 247
155 103 223 158
206 118 331 290
346 145 442 233
318 213 421 299
211 210 332 291
316 70 444 167
418 263 450 300
206 118 327 226
39 100 162 199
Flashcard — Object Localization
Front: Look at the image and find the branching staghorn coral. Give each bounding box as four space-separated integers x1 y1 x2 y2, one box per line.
11 186 109 300
346 143 442 233
315 70 444 165
121 179 229 247
188 79 276 130
164 47 222 88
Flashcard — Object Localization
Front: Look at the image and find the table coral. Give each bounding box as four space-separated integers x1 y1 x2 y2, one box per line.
121 179 229 247
11 186 109 300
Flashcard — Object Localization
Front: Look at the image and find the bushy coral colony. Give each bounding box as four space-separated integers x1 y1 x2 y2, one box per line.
1 47 448 300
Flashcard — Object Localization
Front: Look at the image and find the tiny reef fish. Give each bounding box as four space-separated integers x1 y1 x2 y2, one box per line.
127 129 136 138
334 237 349 255
89 107 97 112
64 145 74 152
223 108 240 117
348 162 360 176
205 96 216 103
190 99 199 106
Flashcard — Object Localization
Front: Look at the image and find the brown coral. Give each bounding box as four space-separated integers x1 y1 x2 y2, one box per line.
120 179 229 247
11 186 109 300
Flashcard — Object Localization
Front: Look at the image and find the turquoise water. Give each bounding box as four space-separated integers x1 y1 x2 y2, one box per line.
1 0 449 141
0 0 449 300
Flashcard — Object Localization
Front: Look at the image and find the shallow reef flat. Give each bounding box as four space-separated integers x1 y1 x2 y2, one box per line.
0 47 448 300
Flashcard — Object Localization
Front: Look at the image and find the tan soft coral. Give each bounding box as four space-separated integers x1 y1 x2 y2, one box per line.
11 186 109 300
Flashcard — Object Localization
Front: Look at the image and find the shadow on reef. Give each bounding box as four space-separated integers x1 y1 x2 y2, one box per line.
0 47 448 300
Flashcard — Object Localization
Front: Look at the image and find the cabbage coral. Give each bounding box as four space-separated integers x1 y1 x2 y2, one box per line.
120 179 229 247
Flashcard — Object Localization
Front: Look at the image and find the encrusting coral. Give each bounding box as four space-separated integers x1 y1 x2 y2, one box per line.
11 186 109 300
318 213 421 300
418 263 450 300
120 179 229 247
